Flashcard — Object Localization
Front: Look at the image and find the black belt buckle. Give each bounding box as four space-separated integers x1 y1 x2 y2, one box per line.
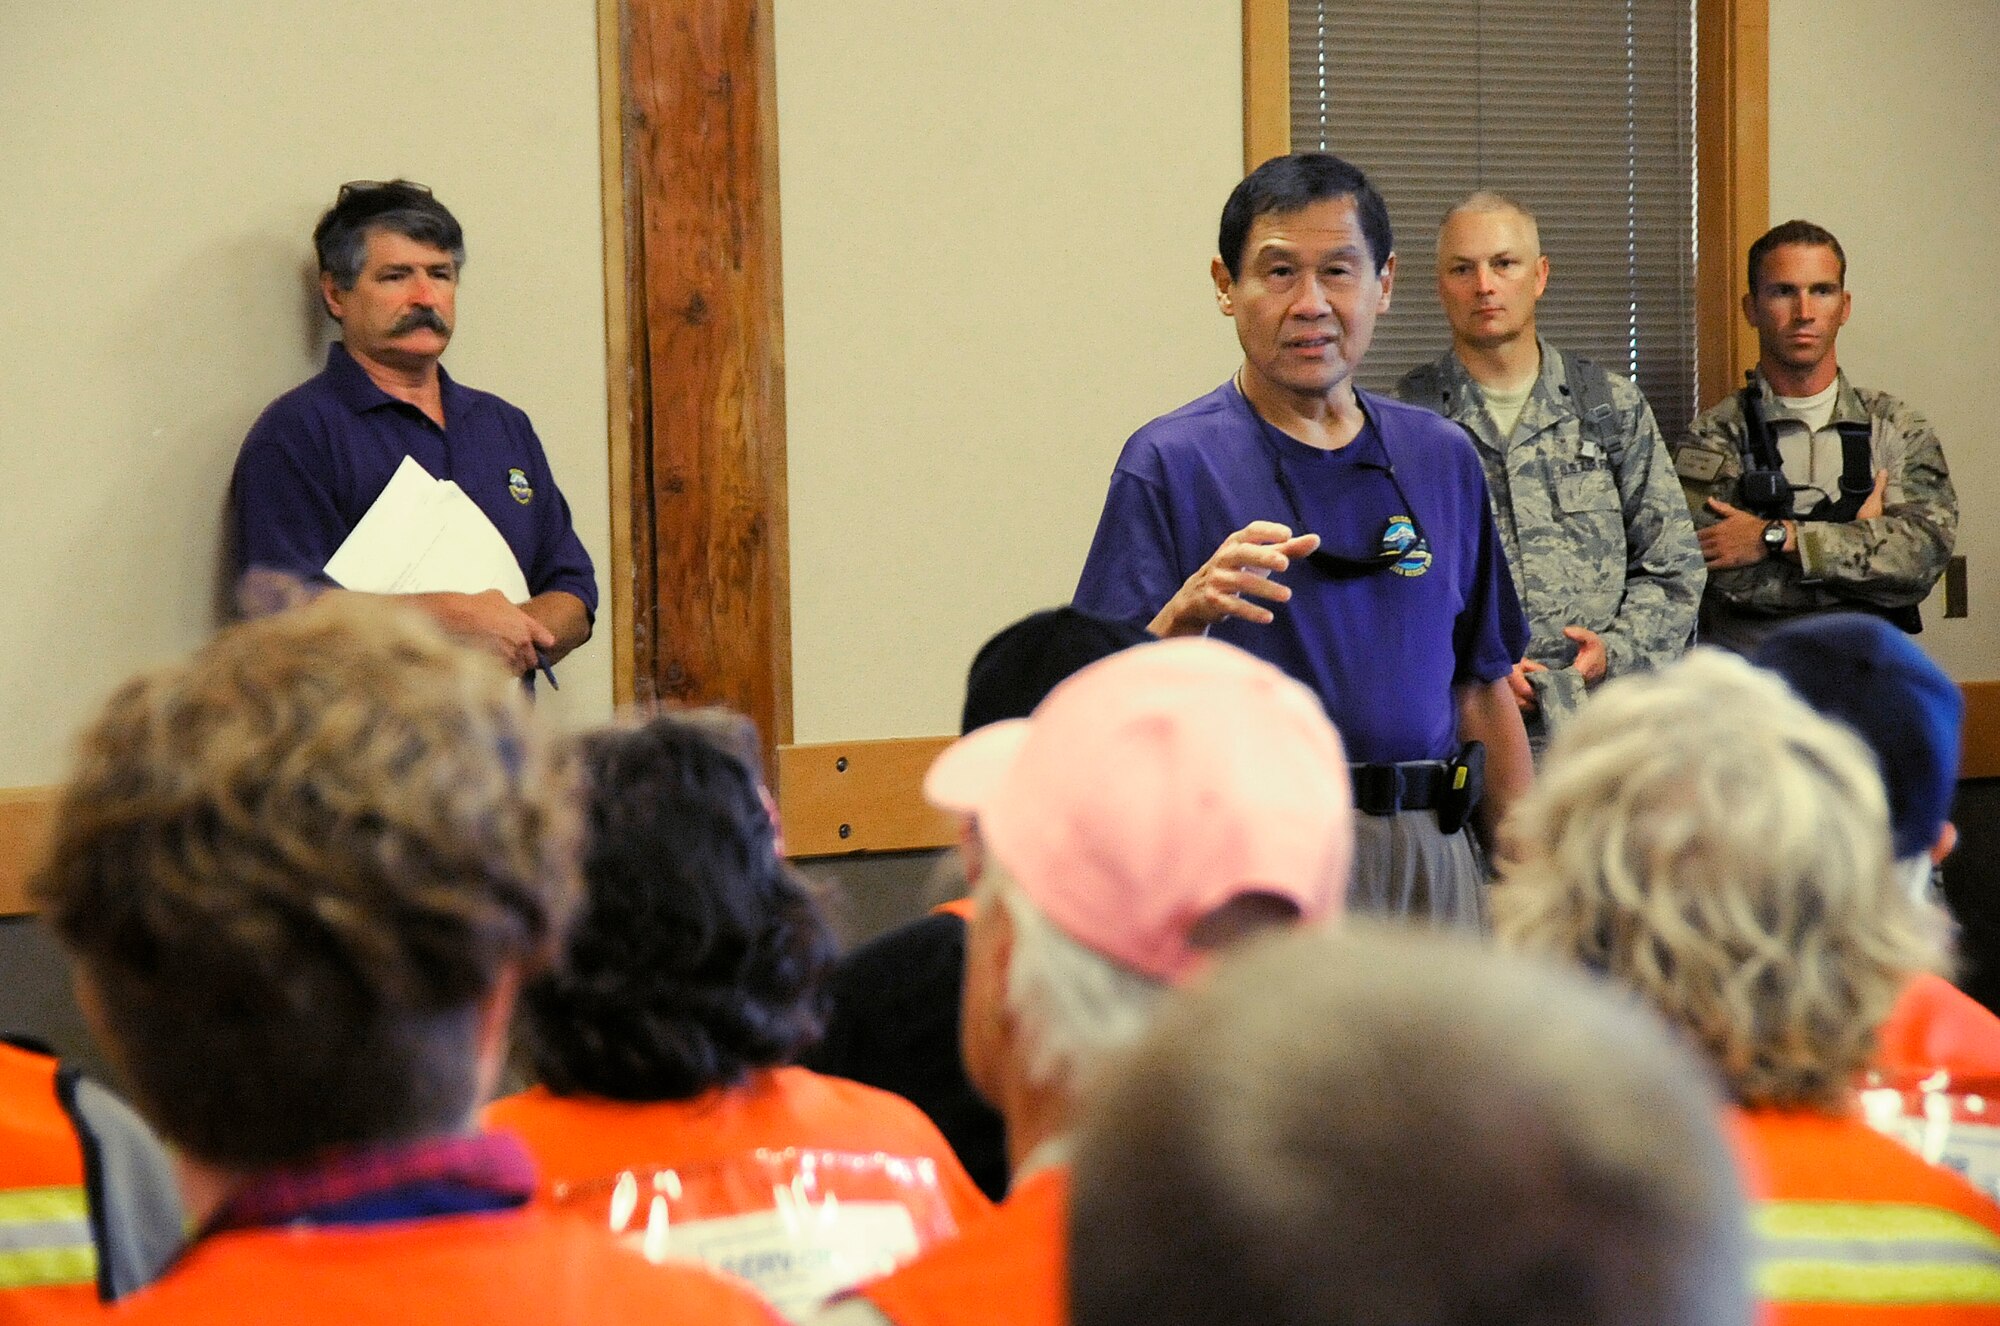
1353 763 1402 817
1352 761 1448 817
1435 742 1485 835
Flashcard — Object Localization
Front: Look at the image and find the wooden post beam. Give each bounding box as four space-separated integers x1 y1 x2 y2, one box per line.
618 0 794 756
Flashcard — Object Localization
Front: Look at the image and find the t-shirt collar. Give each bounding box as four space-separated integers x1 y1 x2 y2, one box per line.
200 1130 536 1237
1227 375 1391 471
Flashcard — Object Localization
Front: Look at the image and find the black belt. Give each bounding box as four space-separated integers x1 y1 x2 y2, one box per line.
1350 761 1450 817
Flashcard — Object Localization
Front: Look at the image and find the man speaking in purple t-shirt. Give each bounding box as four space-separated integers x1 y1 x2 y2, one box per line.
1074 153 1531 926
229 180 597 680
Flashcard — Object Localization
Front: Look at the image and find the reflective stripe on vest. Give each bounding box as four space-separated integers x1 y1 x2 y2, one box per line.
1755 1199 2000 1306
0 1184 97 1290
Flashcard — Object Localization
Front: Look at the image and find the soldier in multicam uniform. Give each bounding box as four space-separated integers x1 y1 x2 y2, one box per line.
1395 192 1702 749
1672 220 1956 653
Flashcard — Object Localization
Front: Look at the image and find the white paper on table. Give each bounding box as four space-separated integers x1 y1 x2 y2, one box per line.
323 456 531 603
621 1201 920 1323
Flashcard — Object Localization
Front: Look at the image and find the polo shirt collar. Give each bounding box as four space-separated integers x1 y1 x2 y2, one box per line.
324 341 470 424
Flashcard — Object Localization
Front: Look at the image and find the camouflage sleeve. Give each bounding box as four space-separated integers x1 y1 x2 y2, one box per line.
1673 398 1745 521
1674 398 1803 612
1597 393 1704 678
1795 404 1957 607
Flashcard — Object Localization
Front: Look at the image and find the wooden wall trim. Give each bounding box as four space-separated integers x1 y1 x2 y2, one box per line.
1695 0 1770 409
619 0 794 765
776 739 959 858
599 0 636 706
767 688 2000 857
1242 0 1290 170
1961 682 2000 781
0 787 55 917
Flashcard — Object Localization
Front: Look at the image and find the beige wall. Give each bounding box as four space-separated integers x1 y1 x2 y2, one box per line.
4 0 1243 780
0 3 614 788
775 0 1243 743
1768 0 1999 679
21 2 1976 782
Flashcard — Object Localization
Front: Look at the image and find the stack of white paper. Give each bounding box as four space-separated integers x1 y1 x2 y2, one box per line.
324 456 531 603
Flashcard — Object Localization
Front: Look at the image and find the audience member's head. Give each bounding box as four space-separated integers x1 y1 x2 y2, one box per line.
1496 649 1941 1112
520 708 837 1101
1071 924 1752 1326
959 606 1154 734
314 178 466 291
1218 151 1393 279
925 638 1353 1141
800 607 1151 1201
36 595 580 1170
1752 612 1962 893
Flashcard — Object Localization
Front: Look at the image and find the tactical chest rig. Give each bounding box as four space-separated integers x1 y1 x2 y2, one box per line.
1734 370 1874 522
1735 371 1920 634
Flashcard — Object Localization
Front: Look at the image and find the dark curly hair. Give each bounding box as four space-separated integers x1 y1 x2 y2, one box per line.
521 709 837 1100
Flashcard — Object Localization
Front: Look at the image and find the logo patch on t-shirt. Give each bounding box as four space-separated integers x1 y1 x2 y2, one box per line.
507 467 533 505
1384 516 1431 577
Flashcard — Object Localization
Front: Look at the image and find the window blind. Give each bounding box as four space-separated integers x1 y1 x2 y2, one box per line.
1287 0 1698 438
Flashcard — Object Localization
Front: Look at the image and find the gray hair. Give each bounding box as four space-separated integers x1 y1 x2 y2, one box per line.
1437 188 1542 259
313 180 467 291
980 858 1170 1099
1072 923 1754 1326
1496 648 1944 1110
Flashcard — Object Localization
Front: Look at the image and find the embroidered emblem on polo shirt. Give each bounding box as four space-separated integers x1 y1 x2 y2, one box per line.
1383 516 1431 577
507 468 533 505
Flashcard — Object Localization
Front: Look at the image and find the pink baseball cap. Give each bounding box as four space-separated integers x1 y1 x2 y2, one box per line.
924 636 1354 983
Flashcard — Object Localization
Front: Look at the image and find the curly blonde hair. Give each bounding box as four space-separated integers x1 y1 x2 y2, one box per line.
1494 649 1941 1112
35 594 583 1166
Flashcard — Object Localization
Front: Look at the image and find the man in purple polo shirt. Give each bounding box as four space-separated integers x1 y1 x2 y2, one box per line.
1074 153 1532 926
229 180 596 678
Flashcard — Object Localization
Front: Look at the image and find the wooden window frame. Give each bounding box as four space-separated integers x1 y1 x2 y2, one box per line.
1240 0 1767 409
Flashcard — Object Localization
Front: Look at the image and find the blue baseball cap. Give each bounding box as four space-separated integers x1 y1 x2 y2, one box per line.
1752 614 1962 860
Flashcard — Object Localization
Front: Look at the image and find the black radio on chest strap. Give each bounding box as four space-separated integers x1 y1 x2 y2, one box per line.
1735 372 1873 521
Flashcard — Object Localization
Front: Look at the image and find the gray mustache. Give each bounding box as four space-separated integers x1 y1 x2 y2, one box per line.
392 308 450 335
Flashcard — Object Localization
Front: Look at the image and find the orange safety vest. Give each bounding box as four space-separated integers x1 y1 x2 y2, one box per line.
0 1041 98 1316
850 1165 1067 1326
100 1204 778 1325
1727 1106 2000 1324
485 1065 991 1229
1876 974 2000 1080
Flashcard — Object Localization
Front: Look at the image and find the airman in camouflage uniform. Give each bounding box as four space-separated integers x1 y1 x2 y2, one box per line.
1395 193 1702 748
1674 221 1955 652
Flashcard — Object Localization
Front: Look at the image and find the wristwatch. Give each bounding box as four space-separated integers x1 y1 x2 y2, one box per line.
1761 521 1789 556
